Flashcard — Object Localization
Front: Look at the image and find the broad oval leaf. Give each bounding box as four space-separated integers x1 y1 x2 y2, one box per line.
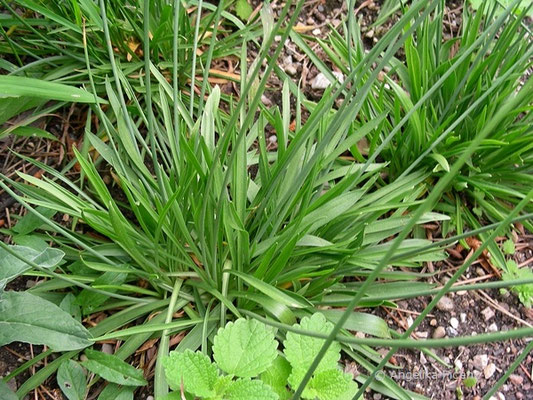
213 318 278 378
82 349 147 387
0 76 98 103
0 380 17 400
57 360 87 400
0 245 64 290
0 291 92 351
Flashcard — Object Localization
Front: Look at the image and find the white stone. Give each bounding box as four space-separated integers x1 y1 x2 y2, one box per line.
484 363 497 379
311 71 345 89
473 354 489 370
481 307 495 321
450 317 459 329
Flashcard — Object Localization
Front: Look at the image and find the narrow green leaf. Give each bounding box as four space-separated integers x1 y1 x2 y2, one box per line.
0 76 98 103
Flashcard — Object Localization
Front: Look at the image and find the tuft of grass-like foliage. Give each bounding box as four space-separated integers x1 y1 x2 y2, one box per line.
292 0 533 300
1 1 532 399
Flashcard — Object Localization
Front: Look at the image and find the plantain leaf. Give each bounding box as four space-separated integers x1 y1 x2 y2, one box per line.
0 291 92 350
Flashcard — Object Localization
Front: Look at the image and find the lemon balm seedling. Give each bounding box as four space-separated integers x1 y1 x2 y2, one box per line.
162 315 359 400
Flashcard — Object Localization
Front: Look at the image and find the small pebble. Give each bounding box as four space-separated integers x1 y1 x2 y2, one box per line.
312 28 321 35
420 352 427 364
433 326 446 338
317 5 324 12
285 65 297 76
311 71 344 89
488 322 498 332
473 354 489 370
509 374 523 386
365 29 375 38
146 397 154 400
450 317 459 329
406 316 413 328
261 95 273 107
25 280 37 289
454 359 463 370
460 313 467 323
447 326 458 337
101 343 114 354
430 318 438 326
436 296 454 312
484 363 497 379
306 17 314 25
416 331 428 338
481 307 495 321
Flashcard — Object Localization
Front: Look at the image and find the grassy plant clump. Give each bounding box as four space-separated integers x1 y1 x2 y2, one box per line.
0 1 532 399
293 0 533 299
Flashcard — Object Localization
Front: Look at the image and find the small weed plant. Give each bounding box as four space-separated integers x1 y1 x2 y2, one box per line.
163 314 358 400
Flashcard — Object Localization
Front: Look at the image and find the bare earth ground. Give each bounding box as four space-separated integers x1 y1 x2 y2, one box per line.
1 1 532 399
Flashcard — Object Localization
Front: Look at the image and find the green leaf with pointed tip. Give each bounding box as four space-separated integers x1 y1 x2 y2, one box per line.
213 318 278 378
0 245 64 290
12 206 57 235
225 379 279 400
82 349 147 387
235 0 253 20
261 356 291 400
57 360 86 400
0 76 98 103
76 271 128 314
162 349 218 396
0 291 91 351
284 313 341 389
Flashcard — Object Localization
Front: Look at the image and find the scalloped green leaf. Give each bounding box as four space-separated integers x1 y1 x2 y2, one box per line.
213 318 278 378
261 356 291 400
225 379 279 400
306 369 358 400
162 349 218 396
283 313 341 385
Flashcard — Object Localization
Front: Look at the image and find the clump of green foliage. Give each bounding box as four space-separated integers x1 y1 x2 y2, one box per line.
163 314 358 400
1 1 532 399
